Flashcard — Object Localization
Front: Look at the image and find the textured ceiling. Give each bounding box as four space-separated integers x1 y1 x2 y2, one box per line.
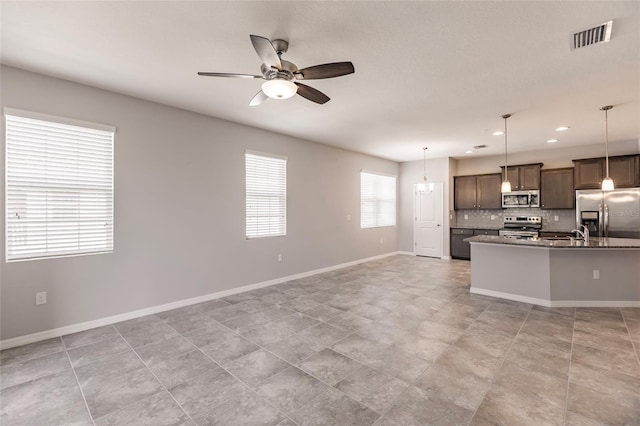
1 1 639 162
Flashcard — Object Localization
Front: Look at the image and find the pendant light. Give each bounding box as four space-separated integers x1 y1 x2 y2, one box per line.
422 147 428 182
600 105 614 191
416 147 428 192
501 114 512 193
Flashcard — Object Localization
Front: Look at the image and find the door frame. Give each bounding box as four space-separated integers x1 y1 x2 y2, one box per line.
413 182 444 258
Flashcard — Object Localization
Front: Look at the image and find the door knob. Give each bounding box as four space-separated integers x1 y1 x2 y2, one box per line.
437 224 441 227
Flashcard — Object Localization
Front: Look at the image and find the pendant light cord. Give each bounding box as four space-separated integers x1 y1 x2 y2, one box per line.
423 147 427 182
502 114 511 180
604 108 610 178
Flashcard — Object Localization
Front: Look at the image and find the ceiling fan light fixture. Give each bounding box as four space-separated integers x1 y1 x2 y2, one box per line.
261 79 297 99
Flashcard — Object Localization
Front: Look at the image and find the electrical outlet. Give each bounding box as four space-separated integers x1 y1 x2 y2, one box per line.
464 214 468 220
277 253 283 262
36 292 47 305
347 214 351 221
592 270 599 280
554 215 559 221
491 215 496 220
380 238 384 245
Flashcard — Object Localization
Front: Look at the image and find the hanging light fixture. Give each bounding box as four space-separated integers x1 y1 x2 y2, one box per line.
421 147 434 191
261 79 297 99
501 114 512 193
600 105 615 191
422 147 428 182
416 147 428 192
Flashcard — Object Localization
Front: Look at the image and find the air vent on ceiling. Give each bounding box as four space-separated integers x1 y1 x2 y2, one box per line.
473 144 488 149
571 20 613 50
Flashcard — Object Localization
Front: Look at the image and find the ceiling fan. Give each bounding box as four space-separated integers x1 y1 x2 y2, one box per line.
198 35 355 106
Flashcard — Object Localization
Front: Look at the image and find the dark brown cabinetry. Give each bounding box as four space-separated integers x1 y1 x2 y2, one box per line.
450 228 499 260
573 155 639 189
501 164 542 190
450 228 473 259
540 168 574 209
454 176 477 210
473 229 500 236
454 174 502 210
609 155 640 188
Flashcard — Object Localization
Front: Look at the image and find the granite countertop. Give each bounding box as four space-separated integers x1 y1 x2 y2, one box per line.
465 235 640 249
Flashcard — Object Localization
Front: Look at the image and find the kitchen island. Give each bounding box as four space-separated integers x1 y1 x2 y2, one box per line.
466 235 640 307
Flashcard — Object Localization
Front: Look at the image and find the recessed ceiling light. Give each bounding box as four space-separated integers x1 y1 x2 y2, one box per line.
555 126 570 131
492 131 504 136
547 139 559 143
465 150 474 154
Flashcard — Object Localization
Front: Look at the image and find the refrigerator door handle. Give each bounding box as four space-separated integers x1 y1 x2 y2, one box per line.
598 203 604 237
604 204 609 238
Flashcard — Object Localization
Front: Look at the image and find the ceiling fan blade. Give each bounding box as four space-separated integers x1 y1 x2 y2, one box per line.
198 72 262 79
295 62 354 80
249 90 269 107
294 83 330 104
250 35 282 70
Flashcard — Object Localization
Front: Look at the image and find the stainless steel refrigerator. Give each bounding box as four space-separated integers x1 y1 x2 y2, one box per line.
576 188 640 239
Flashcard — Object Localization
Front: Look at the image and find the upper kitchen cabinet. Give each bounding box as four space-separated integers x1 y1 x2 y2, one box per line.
476 174 502 209
454 173 502 210
541 168 574 209
454 175 477 209
500 164 542 190
609 155 640 188
573 158 604 189
574 155 640 189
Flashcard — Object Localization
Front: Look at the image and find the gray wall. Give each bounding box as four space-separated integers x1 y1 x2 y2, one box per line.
0 66 399 340
398 158 451 254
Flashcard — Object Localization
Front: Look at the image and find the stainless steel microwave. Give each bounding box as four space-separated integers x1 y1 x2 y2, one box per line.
502 190 540 208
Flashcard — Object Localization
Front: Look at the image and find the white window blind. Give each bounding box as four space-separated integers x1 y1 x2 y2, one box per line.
5 112 114 261
361 171 396 229
245 151 287 239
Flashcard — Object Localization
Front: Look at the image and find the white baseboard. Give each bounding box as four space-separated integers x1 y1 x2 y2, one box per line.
397 251 415 256
440 256 451 260
470 287 640 308
1 251 399 350
470 287 552 307
549 300 640 308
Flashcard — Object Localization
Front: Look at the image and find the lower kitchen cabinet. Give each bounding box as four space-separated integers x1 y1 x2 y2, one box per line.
451 229 473 260
451 228 499 260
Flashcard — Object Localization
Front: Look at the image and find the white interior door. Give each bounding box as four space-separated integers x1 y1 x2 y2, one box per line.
414 183 443 258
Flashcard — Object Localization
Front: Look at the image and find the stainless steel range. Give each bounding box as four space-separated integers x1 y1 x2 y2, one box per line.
499 216 541 239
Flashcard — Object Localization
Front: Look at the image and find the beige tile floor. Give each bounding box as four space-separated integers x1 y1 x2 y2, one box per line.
1 255 639 425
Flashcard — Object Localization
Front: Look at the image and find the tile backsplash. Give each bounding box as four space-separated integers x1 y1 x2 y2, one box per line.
454 208 576 231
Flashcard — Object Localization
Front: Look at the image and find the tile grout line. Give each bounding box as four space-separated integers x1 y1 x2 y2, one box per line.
562 307 578 426
372 292 493 423
619 310 640 367
465 302 535 426
61 336 97 426
110 325 200 426
158 308 314 425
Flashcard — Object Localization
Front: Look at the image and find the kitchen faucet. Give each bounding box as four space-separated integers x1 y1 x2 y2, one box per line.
571 224 590 243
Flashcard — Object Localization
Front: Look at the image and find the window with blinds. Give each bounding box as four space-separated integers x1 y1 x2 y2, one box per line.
360 171 396 229
245 151 287 239
5 110 114 261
